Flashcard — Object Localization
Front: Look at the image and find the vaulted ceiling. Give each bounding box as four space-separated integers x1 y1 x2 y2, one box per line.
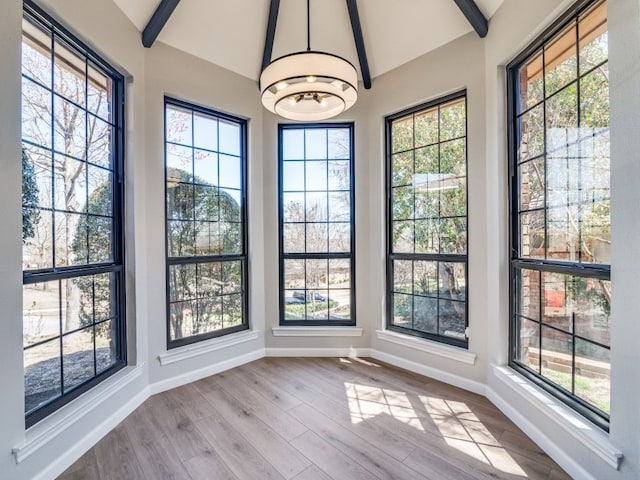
113 0 504 82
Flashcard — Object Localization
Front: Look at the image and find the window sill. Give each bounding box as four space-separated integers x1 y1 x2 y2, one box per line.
490 365 623 470
13 365 145 464
158 330 260 366
271 326 363 337
375 329 476 365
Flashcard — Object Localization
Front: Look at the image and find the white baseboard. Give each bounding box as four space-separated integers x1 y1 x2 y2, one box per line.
150 348 266 395
370 349 486 396
265 347 372 357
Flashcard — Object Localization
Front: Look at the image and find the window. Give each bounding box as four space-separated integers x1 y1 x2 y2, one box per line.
508 0 610 429
21 0 126 426
279 124 355 325
386 92 468 348
165 98 248 348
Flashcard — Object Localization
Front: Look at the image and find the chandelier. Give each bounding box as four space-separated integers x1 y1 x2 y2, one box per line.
259 0 359 121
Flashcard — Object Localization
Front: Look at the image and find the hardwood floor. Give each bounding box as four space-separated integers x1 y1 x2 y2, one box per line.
58 357 572 480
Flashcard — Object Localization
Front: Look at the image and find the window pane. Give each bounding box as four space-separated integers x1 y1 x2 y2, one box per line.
518 269 540 321
23 281 60 348
283 161 305 191
392 151 413 187
24 339 61 414
517 52 544 112
63 327 95 390
415 107 438 147
328 128 350 159
87 117 112 168
96 319 117 374
22 18 52 86
575 339 610 414
518 104 544 162
514 316 540 372
541 326 573 392
53 37 86 107
87 63 111 122
579 1 608 74
391 116 413 153
194 113 218 151
219 120 240 156
544 25 577 96
305 129 327 159
166 105 192 145
440 99 465 141
413 261 438 297
194 150 217 185
219 154 241 189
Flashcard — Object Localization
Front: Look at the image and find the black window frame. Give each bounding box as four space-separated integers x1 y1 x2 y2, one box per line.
22 0 127 427
385 91 469 349
507 0 610 431
164 97 249 349
278 123 356 327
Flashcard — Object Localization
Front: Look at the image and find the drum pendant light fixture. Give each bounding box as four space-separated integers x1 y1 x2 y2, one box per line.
260 0 358 121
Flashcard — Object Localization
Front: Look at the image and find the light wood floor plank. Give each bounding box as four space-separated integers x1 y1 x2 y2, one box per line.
93 424 148 480
200 369 308 441
247 358 417 462
122 404 191 480
201 385 311 479
291 431 382 480
289 402 427 480
58 357 572 480
291 465 333 480
183 451 239 480
194 410 286 480
142 393 213 463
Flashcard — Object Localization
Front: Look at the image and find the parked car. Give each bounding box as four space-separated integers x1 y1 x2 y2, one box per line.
292 290 328 302
284 295 305 305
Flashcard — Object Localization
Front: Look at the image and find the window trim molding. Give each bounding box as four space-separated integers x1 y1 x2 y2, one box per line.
163 97 250 350
506 0 611 431
278 123 356 327
22 0 128 428
385 90 469 349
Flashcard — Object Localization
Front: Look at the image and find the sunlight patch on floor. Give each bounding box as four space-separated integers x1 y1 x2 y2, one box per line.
344 381 528 477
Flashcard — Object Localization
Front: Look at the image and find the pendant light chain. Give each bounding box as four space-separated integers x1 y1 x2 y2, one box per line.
307 0 311 51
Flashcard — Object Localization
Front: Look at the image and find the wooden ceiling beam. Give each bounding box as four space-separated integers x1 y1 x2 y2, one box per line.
346 0 371 89
452 0 488 38
261 0 281 71
142 0 181 48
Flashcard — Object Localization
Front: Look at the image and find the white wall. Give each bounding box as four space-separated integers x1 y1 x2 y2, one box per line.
143 41 266 385
366 31 488 387
0 0 639 479
261 92 374 352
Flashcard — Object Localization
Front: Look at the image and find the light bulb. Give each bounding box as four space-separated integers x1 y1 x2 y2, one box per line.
276 81 288 91
306 75 317 83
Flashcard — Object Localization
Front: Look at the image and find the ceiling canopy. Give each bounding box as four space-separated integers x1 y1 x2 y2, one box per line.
113 0 504 82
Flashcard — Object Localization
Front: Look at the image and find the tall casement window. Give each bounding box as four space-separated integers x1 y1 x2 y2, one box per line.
165 98 248 348
279 124 355 326
386 93 468 348
21 1 126 426
508 0 610 429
